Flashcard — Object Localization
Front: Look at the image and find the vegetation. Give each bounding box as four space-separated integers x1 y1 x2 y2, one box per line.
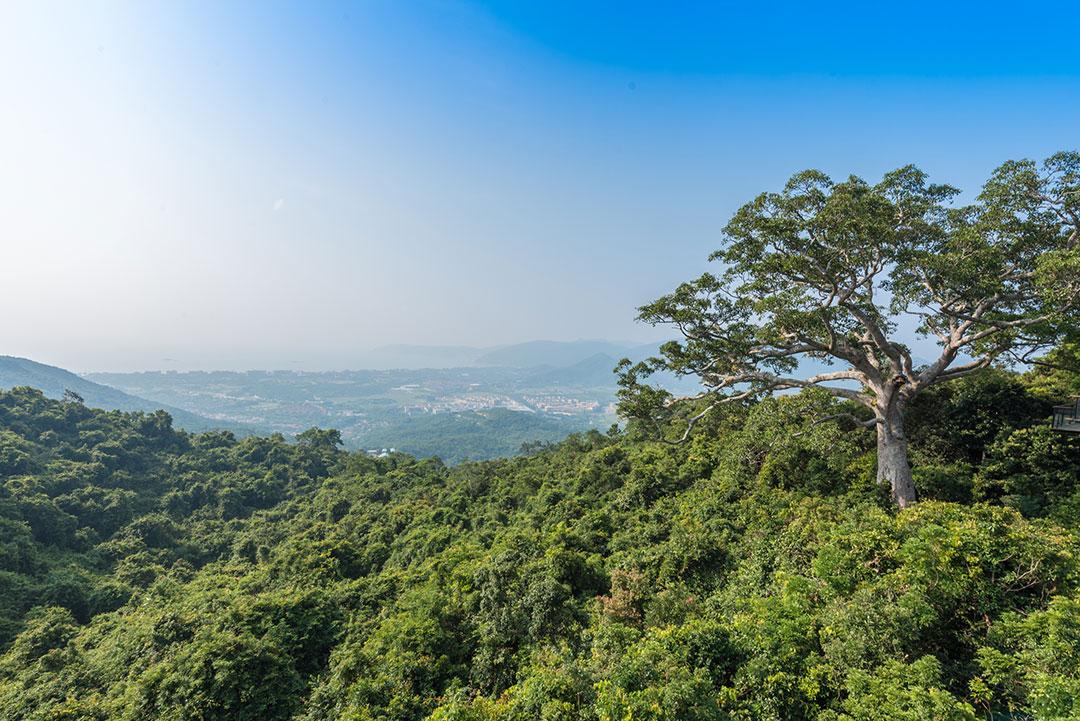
1 345 1078 719
619 152 1080 507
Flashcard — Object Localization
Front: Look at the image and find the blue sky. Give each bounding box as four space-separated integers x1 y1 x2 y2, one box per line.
2 1 1079 370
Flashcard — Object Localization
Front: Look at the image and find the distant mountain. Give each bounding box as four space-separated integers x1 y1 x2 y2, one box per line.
0 356 252 435
349 340 657 371
354 345 485 370
525 353 623 387
622 342 669 362
475 340 637 369
341 339 915 400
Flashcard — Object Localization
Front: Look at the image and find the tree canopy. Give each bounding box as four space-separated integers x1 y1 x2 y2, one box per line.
618 152 1080 506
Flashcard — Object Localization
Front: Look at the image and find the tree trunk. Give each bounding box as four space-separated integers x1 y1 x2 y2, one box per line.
876 404 916 508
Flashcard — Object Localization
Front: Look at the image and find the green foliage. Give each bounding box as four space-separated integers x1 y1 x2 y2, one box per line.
975 596 1080 720
0 369 1077 719
619 152 1080 508
835 657 976 721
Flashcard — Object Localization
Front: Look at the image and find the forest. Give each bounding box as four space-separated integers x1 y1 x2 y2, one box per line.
1 346 1078 720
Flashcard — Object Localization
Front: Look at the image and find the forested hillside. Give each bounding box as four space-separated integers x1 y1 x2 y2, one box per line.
0 356 257 436
1 356 1078 719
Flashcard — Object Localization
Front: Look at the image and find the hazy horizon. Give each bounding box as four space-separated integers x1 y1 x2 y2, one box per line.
4 1 1080 372
3 337 663 374
65 338 662 375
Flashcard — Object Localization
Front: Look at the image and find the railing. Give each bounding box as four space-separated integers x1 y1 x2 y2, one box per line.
1052 399 1080 432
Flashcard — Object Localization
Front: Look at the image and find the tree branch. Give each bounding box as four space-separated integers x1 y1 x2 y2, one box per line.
791 412 880 438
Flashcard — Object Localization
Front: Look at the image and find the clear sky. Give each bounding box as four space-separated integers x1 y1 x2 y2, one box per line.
2 1 1079 371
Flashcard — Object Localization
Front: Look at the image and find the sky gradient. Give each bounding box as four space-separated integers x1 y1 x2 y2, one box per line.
2 1 1080 371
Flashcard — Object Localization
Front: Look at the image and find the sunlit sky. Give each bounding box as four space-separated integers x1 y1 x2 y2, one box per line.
2 1 1080 371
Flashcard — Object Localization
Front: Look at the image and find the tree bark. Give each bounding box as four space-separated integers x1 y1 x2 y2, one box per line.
876 403 917 508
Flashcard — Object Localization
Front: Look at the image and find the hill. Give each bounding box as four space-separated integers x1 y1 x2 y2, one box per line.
525 351 703 394
0 364 1078 720
524 352 624 387
475 340 636 368
0 356 253 435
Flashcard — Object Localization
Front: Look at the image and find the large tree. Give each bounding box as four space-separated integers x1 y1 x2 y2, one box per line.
618 152 1080 507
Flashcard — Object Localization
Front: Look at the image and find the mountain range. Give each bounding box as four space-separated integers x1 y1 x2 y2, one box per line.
351 339 661 370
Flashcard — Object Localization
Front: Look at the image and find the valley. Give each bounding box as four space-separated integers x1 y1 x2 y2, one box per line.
83 341 699 462
87 365 620 462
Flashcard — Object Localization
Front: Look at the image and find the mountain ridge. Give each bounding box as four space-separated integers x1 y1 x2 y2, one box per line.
0 355 256 435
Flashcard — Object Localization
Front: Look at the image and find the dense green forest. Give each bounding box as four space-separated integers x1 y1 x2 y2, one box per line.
1 347 1078 720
